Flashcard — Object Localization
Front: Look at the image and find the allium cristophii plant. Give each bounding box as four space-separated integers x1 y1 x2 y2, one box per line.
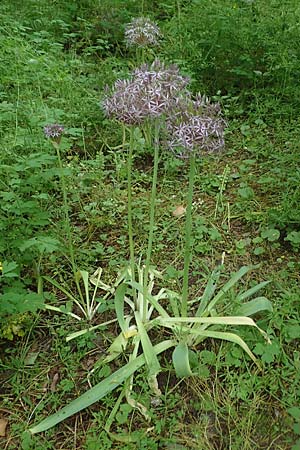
125 17 161 48
43 124 64 140
166 95 227 159
102 60 189 125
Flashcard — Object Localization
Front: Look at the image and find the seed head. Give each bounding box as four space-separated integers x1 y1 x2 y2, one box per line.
102 60 189 125
43 124 64 140
125 17 161 48
166 95 227 159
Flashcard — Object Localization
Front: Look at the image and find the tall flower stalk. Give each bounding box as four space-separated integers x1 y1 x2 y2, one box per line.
44 126 75 274
127 126 137 287
166 95 227 316
181 154 196 316
142 119 160 321
102 61 189 317
44 124 84 304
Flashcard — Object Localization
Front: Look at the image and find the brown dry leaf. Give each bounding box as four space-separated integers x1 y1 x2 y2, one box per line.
172 205 186 217
0 418 8 437
50 373 60 393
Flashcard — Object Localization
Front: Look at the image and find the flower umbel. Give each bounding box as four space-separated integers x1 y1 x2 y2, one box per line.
102 60 189 125
125 17 161 48
166 95 227 159
44 124 64 140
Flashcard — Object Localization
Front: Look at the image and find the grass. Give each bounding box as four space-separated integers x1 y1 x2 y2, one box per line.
0 0 300 449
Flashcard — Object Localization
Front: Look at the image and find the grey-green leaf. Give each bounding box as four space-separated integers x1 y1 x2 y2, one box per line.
29 340 175 434
237 297 273 316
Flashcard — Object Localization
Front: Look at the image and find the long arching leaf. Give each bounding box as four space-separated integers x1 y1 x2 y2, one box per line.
29 340 175 434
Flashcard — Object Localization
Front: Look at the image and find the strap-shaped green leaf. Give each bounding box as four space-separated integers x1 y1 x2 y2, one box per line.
195 265 222 317
236 281 270 302
207 266 252 313
155 315 270 343
44 304 81 321
172 342 194 378
66 317 121 342
156 315 261 326
134 311 161 385
43 275 77 303
29 339 175 434
128 280 169 318
114 283 128 333
189 329 261 368
76 270 90 309
43 275 86 317
236 297 273 316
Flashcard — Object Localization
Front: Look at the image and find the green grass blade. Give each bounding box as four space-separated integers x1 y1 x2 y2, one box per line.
104 388 125 435
29 340 175 434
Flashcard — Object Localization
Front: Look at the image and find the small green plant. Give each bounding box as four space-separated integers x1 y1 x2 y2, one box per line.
28 261 272 433
288 407 300 450
0 149 59 337
285 231 300 251
43 267 119 324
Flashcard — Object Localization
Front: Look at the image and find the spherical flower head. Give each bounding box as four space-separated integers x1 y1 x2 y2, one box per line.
44 124 64 141
166 95 227 159
125 17 161 48
133 60 189 96
102 60 189 125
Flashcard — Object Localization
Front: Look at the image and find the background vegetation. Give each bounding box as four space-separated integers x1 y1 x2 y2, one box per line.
0 0 299 448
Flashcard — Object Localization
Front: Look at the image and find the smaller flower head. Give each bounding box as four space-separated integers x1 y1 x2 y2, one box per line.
44 124 64 140
125 17 161 48
166 95 227 159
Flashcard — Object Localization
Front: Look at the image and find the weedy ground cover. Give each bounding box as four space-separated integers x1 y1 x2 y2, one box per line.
0 1 299 449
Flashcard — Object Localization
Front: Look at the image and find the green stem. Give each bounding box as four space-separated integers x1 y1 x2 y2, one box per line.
136 46 145 65
53 142 84 306
54 142 76 277
127 128 136 287
143 121 160 321
177 0 181 21
181 154 196 317
35 257 43 295
143 120 152 148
